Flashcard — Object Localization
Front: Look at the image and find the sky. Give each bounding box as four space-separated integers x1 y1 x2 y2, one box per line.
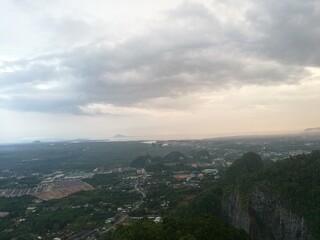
0 0 320 142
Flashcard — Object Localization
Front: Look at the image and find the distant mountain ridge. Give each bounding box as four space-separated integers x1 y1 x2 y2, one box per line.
304 127 320 132
130 151 190 168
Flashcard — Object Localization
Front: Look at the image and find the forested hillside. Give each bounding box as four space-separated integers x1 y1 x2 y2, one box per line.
223 150 320 239
112 216 250 240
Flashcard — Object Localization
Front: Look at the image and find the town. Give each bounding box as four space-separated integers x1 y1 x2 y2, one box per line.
0 134 320 239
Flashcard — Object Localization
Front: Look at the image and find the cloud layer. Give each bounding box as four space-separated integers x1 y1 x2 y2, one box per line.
0 0 319 116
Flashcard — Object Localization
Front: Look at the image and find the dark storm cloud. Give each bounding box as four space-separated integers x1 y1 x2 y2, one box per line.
1 97 84 114
0 0 316 114
246 0 320 66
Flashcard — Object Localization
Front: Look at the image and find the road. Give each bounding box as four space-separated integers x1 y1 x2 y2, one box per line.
98 183 146 236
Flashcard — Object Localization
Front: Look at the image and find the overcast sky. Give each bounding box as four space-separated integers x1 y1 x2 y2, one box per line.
1 0 320 142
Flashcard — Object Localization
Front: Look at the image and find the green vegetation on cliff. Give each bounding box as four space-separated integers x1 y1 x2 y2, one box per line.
226 150 320 239
112 216 250 240
223 152 263 185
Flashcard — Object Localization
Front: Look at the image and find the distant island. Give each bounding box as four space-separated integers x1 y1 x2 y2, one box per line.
304 127 320 132
112 134 128 138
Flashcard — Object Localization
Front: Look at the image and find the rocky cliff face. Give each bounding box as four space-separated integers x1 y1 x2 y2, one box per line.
222 186 309 240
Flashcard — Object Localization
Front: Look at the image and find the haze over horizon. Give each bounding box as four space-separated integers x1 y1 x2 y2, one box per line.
1 0 320 143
